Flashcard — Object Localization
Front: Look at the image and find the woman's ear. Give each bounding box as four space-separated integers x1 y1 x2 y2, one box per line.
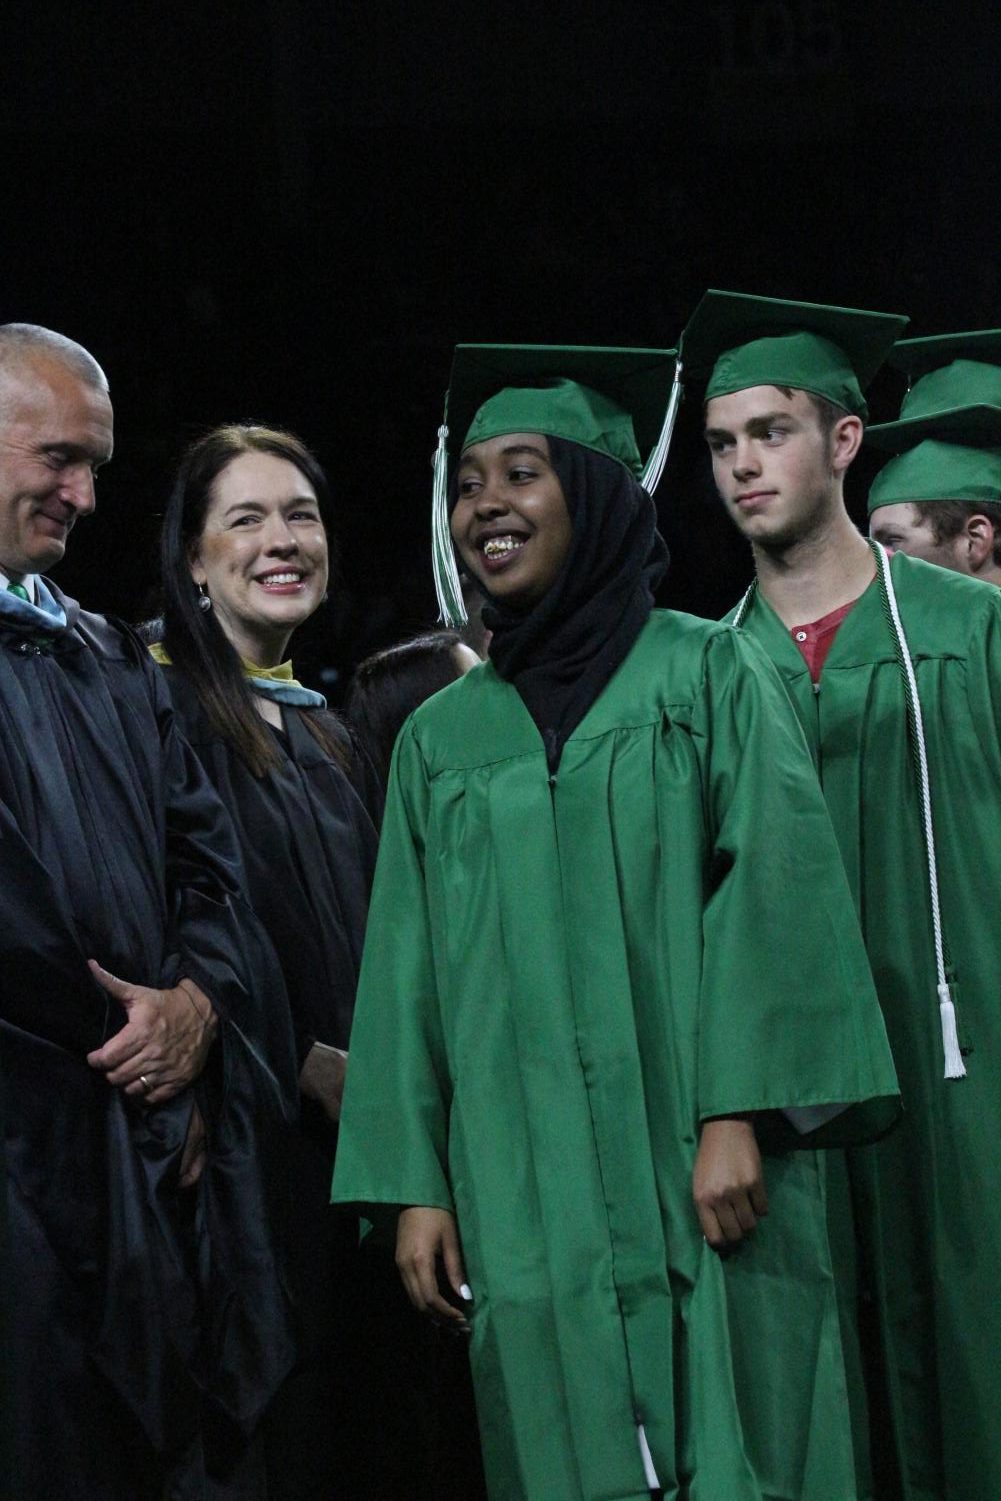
187 545 205 587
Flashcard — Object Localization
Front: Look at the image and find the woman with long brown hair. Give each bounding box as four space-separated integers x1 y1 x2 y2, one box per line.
156 423 381 1497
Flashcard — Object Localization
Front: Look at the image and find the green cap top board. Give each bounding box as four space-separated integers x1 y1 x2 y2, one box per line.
867 439 1001 515
680 290 909 421
431 344 680 625
866 331 1001 451
886 330 1001 381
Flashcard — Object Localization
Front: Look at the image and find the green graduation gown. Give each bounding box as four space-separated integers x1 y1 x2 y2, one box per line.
332 609 899 1501
728 553 1001 1501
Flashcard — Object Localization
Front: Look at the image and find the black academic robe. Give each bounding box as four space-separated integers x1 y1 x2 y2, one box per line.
160 668 381 1115
161 669 386 1498
0 585 298 1500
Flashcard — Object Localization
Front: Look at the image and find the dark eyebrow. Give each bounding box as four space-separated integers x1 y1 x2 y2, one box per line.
222 495 318 518
458 440 550 472
747 412 796 431
222 500 266 516
704 412 796 440
498 442 549 459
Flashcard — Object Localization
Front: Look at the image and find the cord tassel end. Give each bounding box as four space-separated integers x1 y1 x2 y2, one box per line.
938 984 967 1080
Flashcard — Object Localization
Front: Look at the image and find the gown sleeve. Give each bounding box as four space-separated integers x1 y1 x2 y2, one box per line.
140 647 301 1433
331 715 454 1218
0 794 108 1053
143 653 298 1090
693 627 900 1144
963 587 1001 757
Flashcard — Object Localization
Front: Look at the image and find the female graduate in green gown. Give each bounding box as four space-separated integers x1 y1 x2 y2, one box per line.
332 346 900 1501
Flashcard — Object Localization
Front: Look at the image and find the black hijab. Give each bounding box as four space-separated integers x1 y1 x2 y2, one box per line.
472 436 669 770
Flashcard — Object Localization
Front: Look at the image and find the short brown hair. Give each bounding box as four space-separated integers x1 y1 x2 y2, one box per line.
913 499 1001 566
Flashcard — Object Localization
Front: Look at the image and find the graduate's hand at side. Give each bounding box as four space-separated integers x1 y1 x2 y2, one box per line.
85 962 218 1105
179 1100 208 1189
299 1041 348 1123
693 1116 768 1253
396 1206 472 1332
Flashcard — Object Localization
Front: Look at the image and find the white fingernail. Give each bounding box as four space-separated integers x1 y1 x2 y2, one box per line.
459 1283 473 1301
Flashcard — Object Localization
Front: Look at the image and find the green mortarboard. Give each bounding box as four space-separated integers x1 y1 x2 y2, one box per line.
867 440 1001 515
446 345 678 471
431 344 680 625
680 290 908 421
866 331 1001 451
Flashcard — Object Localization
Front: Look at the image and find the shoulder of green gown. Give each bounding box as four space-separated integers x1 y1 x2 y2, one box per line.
404 610 743 772
722 553 1001 660
887 550 1001 655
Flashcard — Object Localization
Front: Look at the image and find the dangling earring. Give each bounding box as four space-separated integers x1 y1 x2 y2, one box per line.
197 582 212 613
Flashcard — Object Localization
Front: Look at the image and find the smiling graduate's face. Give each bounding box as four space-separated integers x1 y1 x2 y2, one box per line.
450 433 572 610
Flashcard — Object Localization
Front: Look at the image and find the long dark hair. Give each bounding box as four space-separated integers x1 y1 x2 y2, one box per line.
346 631 468 788
161 423 347 776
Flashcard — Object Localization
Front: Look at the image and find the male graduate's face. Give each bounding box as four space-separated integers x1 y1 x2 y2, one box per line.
0 356 113 576
451 433 573 609
189 450 329 662
705 386 859 552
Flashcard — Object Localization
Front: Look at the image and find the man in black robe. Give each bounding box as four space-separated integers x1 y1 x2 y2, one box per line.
0 323 297 1498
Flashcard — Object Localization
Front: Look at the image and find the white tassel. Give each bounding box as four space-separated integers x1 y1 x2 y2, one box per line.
938 984 967 1080
430 423 468 628
640 355 683 496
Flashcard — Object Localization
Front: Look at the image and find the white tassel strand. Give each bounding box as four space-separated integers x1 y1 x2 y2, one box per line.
641 355 684 496
430 423 468 628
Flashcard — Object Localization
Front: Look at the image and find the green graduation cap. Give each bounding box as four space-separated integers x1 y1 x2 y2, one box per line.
867 440 1001 515
680 290 909 421
866 330 1001 450
431 344 680 625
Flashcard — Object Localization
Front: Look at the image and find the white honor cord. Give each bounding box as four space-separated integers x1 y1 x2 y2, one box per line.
731 580 755 631
873 542 966 1079
733 554 965 1081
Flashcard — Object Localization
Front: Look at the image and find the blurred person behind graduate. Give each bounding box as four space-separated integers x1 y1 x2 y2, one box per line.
347 629 479 791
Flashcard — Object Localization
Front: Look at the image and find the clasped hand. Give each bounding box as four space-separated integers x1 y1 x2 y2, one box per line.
85 959 217 1106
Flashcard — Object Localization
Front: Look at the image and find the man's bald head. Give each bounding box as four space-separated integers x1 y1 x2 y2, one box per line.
0 324 108 414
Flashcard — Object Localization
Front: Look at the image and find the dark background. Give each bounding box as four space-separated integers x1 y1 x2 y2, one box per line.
3 1 997 694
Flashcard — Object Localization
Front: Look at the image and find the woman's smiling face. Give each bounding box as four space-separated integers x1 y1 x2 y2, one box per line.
450 433 573 610
188 450 328 663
